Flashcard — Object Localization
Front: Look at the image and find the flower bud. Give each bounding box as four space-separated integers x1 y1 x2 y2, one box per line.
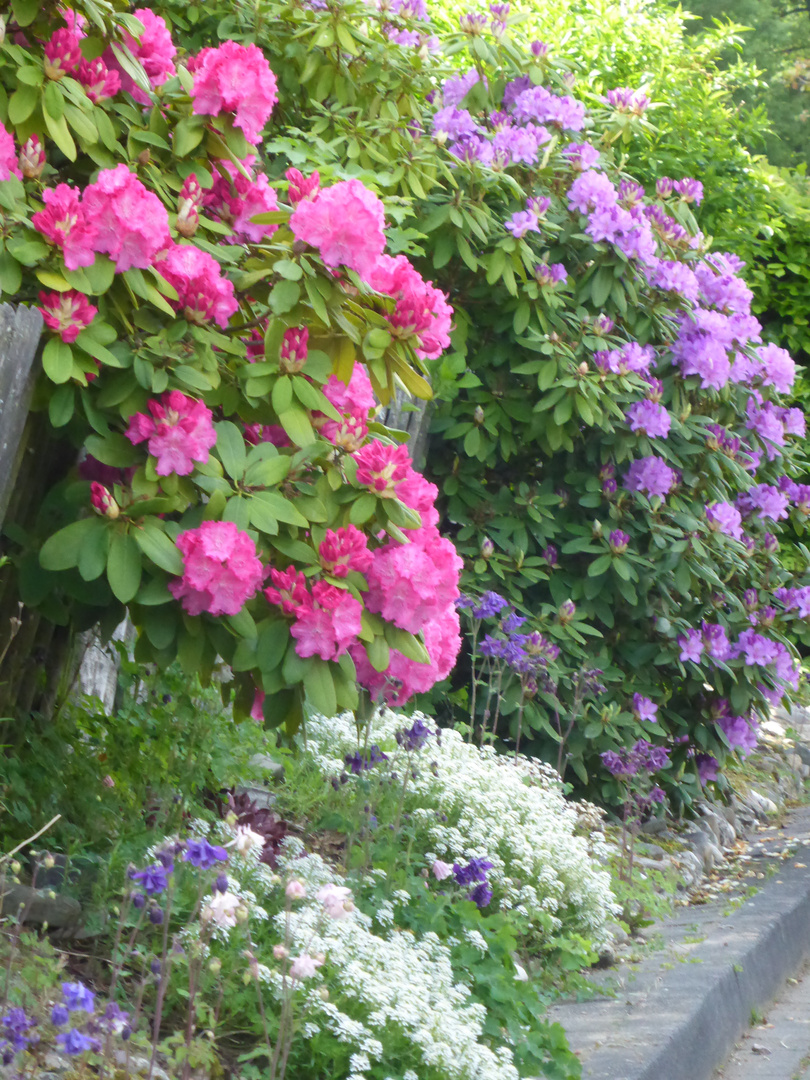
279 327 309 374
591 520 603 538
273 944 289 960
90 482 119 520
19 135 45 180
608 529 629 554
137 149 151 166
42 853 55 870
286 167 320 205
480 537 494 559
557 599 576 624
318 987 329 1000
473 405 485 426
285 879 306 901
10 861 21 876
208 958 222 976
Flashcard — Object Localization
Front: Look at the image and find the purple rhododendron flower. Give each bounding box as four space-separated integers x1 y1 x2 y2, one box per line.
705 502 743 541
625 400 671 438
678 629 704 663
504 209 539 238
624 456 676 499
632 694 658 722
609 530 629 553
696 754 719 785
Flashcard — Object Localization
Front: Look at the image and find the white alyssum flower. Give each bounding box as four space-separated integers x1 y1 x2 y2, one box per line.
302 710 617 944
263 844 520 1080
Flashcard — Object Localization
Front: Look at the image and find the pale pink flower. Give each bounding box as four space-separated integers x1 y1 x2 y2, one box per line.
290 179 386 277
176 174 203 238
191 41 278 144
285 880 307 900
234 826 265 858
0 123 21 181
289 954 322 980
156 242 237 328
44 28 82 80
31 184 97 270
273 944 289 960
201 891 240 929
38 289 97 343
432 859 453 880
317 884 354 920
82 165 170 271
77 57 121 103
169 521 265 617
318 526 372 578
125 389 217 476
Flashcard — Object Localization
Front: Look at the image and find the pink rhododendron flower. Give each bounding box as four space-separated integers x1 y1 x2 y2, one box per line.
169 521 264 617
397 468 440 528
156 243 238 328
82 165 170 271
205 158 279 245
0 123 21 181
290 581 363 661
38 289 97 343
44 28 82 80
125 390 217 476
290 179 386 277
191 41 278 144
364 526 463 635
264 567 310 615
365 254 453 360
280 328 308 373
90 483 119 519
319 526 372 578
244 423 289 448
286 167 320 204
19 135 45 180
31 184 97 270
354 440 412 497
77 57 121 103
110 9 176 103
316 366 376 450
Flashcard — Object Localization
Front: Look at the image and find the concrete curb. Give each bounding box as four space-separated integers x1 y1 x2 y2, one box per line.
548 832 810 1080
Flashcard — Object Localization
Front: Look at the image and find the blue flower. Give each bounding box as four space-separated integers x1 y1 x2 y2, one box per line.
50 1005 70 1027
56 1028 96 1055
129 864 169 896
61 982 95 1014
469 882 493 908
182 838 228 870
453 858 493 886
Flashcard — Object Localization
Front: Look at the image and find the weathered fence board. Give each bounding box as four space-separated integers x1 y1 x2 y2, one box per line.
381 388 433 471
0 303 44 528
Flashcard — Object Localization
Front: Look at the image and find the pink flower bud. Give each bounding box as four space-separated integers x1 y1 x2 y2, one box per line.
285 167 320 204
19 135 45 180
279 326 309 373
273 944 289 960
102 774 115 788
176 175 203 238
43 28 82 80
480 537 494 559
432 859 453 880
90 483 119 520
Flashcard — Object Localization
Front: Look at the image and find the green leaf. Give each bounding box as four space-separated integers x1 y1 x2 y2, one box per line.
251 491 308 527
590 266 614 309
243 456 291 488
78 523 111 581
367 636 391 673
107 531 142 603
83 256 116 295
42 339 74 385
215 421 247 480
133 522 183 575
278 403 316 447
305 657 338 716
272 375 293 415
85 433 139 468
48 384 74 428
588 554 612 577
349 493 377 525
0 253 22 297
43 105 77 161
40 518 99 571
172 116 206 156
268 280 301 315
8 84 38 124
384 624 430 664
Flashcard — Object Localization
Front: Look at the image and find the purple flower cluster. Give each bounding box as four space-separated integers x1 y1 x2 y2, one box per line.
593 341 655 375
705 501 744 541
535 262 567 286
624 455 677 499
453 857 493 908
632 694 658 722
395 717 433 751
604 86 650 113
625 399 671 438
713 700 758 757
601 739 670 777
345 744 389 773
456 591 509 619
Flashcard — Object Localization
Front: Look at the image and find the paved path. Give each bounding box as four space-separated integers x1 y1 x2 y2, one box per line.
714 958 810 1080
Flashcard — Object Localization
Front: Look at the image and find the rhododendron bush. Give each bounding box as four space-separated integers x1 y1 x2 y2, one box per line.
0 1 462 730
104 0 810 802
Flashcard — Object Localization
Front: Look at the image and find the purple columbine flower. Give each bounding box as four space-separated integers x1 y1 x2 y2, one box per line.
470 591 509 619
56 1028 96 1055
453 857 493 886
183 839 229 870
469 881 493 908
129 864 170 896
501 610 527 633
396 719 432 752
50 1005 69 1027
61 982 95 1014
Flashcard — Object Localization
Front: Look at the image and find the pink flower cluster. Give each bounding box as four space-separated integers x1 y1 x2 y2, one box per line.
125 390 217 476
354 439 412 497
191 41 278 144
290 179 386 277
264 568 362 661
32 184 96 270
204 159 279 245
156 243 238 328
107 8 176 104
77 57 121 103
318 526 372 577
365 255 453 360
38 289 97 343
82 165 170 271
0 123 21 182
170 522 264 617
315 366 376 452
44 28 82 80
